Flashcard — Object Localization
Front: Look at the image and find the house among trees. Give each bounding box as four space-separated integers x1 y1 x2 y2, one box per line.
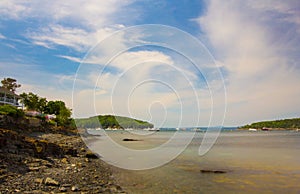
0 86 22 108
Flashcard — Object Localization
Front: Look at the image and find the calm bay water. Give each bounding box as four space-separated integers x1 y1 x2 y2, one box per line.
87 130 300 193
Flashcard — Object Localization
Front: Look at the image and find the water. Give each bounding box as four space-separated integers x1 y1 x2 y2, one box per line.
86 130 300 193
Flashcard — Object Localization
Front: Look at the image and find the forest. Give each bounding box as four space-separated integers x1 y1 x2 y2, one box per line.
240 118 300 129
75 115 154 129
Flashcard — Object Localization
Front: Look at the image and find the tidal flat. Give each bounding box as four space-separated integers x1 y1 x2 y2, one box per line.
96 131 300 193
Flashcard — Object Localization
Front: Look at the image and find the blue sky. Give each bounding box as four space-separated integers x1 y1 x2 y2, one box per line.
0 1 300 127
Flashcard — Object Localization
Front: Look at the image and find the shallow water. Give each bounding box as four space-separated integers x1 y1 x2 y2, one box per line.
87 130 300 193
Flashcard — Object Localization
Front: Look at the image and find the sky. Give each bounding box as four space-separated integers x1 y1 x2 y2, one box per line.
0 0 299 127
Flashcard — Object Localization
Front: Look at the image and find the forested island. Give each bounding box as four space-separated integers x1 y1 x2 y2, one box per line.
239 118 300 130
75 115 154 129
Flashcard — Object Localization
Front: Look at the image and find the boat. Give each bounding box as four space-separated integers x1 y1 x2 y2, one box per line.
145 128 160 132
192 128 204 132
262 127 269 131
249 128 257 132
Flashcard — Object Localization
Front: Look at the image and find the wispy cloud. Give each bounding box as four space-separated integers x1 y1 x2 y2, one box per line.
0 1 134 51
58 55 82 63
28 25 92 52
197 0 300 125
0 33 6 39
0 1 133 27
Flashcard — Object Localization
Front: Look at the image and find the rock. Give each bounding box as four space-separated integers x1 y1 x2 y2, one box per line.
66 166 71 170
110 185 122 191
44 177 60 186
122 138 140 141
200 169 227 174
71 185 79 191
61 158 68 164
59 186 67 192
28 166 41 171
85 150 98 159
61 184 72 187
63 147 78 156
34 178 43 184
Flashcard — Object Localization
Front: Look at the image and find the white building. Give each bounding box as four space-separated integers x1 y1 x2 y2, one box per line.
0 87 22 108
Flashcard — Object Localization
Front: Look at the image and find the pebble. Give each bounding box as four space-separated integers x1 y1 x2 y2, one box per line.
44 177 60 186
61 158 68 164
71 185 79 191
62 184 72 187
34 178 43 184
0 128 124 193
66 166 71 170
59 186 67 192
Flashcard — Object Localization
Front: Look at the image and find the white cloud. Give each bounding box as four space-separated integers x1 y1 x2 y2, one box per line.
0 1 134 51
57 55 82 63
71 49 216 127
0 33 6 39
110 50 174 71
0 0 133 28
0 0 29 20
28 24 128 52
197 0 300 125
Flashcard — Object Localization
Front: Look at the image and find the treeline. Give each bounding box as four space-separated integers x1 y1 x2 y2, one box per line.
75 115 154 129
20 92 73 127
0 77 73 127
240 118 300 129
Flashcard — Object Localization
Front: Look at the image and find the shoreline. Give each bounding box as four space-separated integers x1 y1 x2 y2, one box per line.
238 128 300 131
0 122 125 193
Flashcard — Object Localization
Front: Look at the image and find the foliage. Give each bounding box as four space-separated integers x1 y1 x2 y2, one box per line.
1 77 21 92
44 101 64 115
0 104 24 117
240 118 300 129
20 92 47 112
20 92 72 127
44 100 72 127
75 117 100 128
75 115 154 129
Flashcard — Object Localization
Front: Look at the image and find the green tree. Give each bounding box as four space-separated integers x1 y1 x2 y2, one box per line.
44 100 72 126
44 101 64 115
20 92 47 112
1 78 21 92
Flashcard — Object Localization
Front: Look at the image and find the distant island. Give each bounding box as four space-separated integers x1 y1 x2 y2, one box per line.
75 115 154 129
239 118 300 130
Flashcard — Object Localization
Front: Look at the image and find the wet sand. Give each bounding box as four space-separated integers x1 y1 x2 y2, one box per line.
105 131 300 193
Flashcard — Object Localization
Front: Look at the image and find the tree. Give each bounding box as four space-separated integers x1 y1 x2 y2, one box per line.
20 92 47 112
44 100 72 126
1 78 21 92
19 92 73 126
44 100 65 115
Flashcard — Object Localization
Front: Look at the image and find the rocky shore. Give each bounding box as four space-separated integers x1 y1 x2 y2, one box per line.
0 116 125 193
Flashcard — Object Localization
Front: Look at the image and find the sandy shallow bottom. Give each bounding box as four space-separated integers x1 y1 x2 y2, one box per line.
94 131 300 193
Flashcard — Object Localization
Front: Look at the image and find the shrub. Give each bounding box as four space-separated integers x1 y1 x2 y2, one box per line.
0 104 24 118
